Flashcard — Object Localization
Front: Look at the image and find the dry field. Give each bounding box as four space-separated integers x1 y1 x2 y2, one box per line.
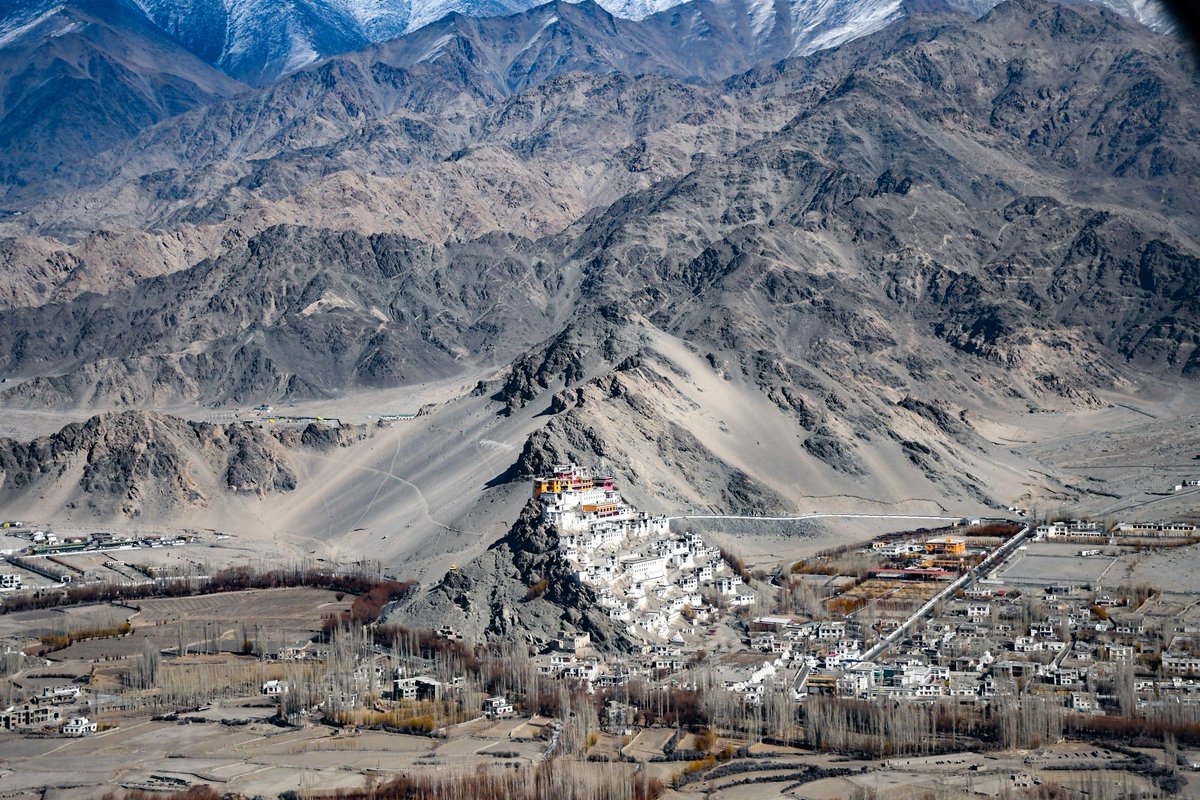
1 588 352 666
1121 543 1200 593
133 588 351 627
833 579 941 613
995 542 1121 588
0 709 561 800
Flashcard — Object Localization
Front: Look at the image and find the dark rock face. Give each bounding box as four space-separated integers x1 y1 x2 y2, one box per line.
394 499 637 651
0 411 299 516
493 325 591 413
273 422 372 451
803 427 867 476
0 0 244 189
0 227 563 405
223 424 297 493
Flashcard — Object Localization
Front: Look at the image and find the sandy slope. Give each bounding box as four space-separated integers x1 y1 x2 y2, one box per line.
0 328 1195 583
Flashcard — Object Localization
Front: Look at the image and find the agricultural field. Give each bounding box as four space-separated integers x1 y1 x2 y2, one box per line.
3 588 351 663
3 702 1166 800
134 588 352 629
830 579 941 617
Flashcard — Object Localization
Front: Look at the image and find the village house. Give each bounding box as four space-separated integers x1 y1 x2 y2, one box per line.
1115 521 1198 538
484 696 514 719
1163 653 1200 677
966 603 991 619
393 676 443 701
1 703 62 730
62 716 97 736
925 537 966 556
40 685 81 704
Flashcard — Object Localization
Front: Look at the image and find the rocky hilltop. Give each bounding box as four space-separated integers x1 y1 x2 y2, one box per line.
397 499 638 650
0 412 367 518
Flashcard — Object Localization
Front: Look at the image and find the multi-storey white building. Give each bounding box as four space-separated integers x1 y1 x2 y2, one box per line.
533 464 750 641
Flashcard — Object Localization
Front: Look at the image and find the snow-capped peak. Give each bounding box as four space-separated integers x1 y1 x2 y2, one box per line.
3 0 1178 85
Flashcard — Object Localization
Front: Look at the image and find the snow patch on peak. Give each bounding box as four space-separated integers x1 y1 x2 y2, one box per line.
793 0 904 55
6 0 1174 85
746 0 776 39
596 0 688 21
284 35 321 72
1096 0 1178 32
330 0 411 39
0 4 66 49
414 30 454 62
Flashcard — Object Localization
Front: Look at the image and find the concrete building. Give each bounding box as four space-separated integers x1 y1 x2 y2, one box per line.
40 686 81 704
925 537 966 556
1 703 61 730
484 696 514 719
1163 654 1200 677
62 716 97 736
625 556 667 585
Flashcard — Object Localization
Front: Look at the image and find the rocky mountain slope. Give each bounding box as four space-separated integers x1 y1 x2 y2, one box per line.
399 499 638 648
0 0 1190 606
0 0 245 191
1 0 1177 89
1 0 1186 289
0 411 291 518
0 1 1193 398
0 0 1180 206
0 410 370 519
0 226 572 406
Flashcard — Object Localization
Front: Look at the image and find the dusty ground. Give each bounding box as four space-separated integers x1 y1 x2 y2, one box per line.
994 542 1122 588
1120 542 1200 594
996 378 1200 522
0 707 560 800
1 720 1175 800
1 587 352 688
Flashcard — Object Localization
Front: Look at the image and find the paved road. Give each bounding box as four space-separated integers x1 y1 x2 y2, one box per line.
1094 486 1200 516
858 524 1033 663
668 513 966 523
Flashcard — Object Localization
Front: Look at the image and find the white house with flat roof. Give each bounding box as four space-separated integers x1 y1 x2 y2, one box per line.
62 716 97 736
484 696 514 719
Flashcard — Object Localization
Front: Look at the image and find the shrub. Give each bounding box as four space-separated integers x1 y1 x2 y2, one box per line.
524 578 549 601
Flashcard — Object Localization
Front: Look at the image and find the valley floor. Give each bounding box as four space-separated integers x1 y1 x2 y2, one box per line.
0 706 1179 800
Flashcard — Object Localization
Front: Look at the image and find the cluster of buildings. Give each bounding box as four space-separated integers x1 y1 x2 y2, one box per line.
535 465 755 641
1036 519 1198 541
2 524 191 560
1 685 95 736
0 528 197 590
500 498 1200 721
789 532 1200 718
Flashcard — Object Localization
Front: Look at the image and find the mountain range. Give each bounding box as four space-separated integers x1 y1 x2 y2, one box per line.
0 0 1179 86
0 0 1181 205
0 0 1193 588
